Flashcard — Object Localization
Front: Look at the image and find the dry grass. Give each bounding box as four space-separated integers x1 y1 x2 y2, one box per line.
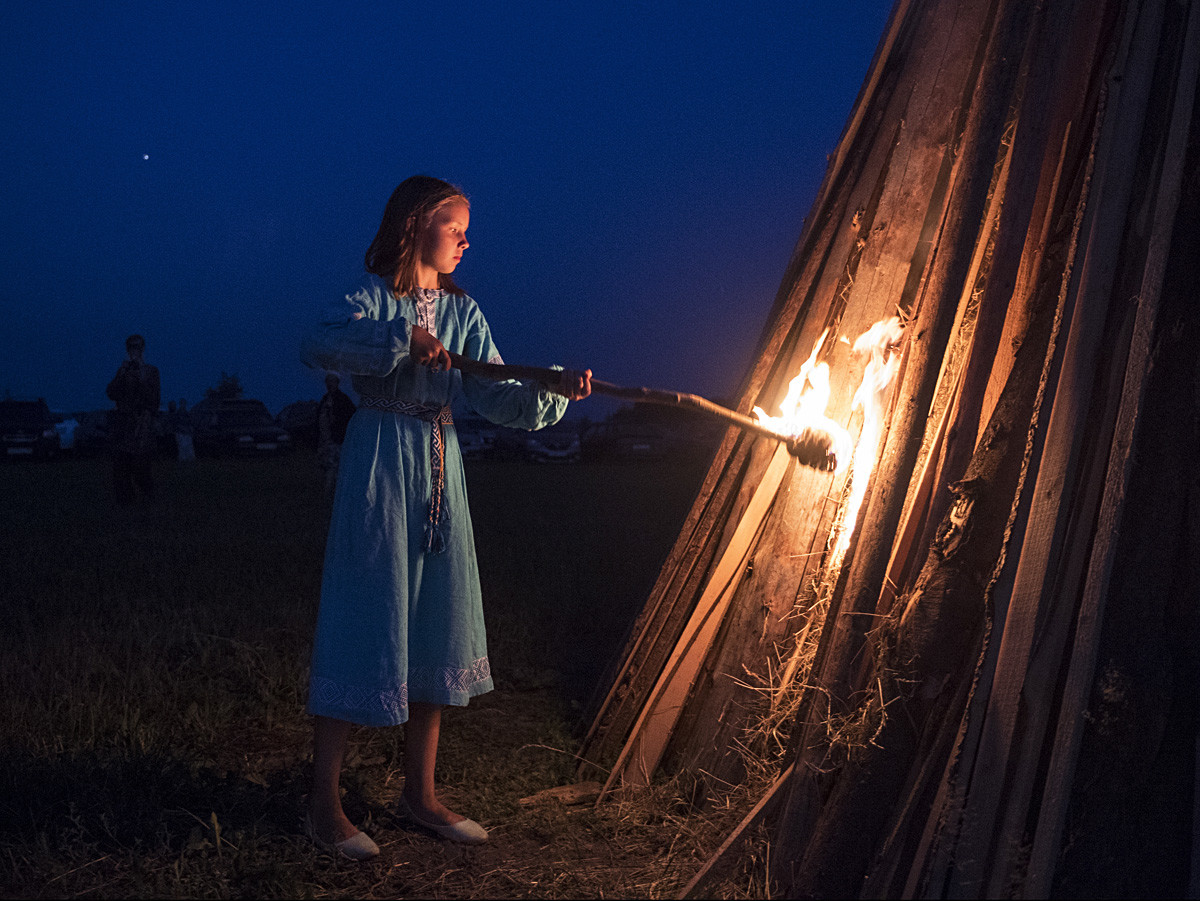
1 452 790 899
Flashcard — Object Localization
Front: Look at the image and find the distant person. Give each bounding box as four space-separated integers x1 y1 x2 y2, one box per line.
106 334 160 506
173 398 195 462
316 373 356 499
299 176 590 859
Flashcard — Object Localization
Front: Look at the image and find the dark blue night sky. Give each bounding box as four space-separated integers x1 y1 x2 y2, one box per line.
1 2 891 415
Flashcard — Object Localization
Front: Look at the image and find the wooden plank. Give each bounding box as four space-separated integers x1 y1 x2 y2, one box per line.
859 646 979 897
883 78 1032 606
578 430 749 770
770 0 1044 885
915 85 1108 899
669 462 850 784
518 781 603 808
738 0 920 407
676 764 794 900
600 444 794 794
808 0 916 227
579 1 922 765
899 120 1077 899
881 362 960 612
775 192 1068 895
1023 1 1200 892
945 2 1165 894
899 0 1113 890
801 0 1035 760
581 440 760 774
669 0 1002 789
582 0 929 776
665 124 905 780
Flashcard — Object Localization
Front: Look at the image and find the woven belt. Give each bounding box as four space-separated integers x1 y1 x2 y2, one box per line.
359 395 454 554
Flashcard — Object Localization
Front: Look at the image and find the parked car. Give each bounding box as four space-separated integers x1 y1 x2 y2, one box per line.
0 398 61 460
192 398 292 458
455 415 500 460
524 421 582 463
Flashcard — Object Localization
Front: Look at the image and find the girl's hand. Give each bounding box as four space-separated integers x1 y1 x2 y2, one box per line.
411 325 452 372
558 368 592 400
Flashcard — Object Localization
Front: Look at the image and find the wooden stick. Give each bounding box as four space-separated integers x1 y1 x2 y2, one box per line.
448 352 839 470
677 763 795 900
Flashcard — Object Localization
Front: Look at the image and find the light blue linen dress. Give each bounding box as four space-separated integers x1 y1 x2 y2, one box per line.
301 277 567 726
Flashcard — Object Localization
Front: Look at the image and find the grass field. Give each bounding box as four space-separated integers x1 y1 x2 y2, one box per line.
0 452 770 899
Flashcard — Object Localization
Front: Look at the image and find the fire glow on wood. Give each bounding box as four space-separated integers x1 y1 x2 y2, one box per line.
753 327 854 473
753 316 903 554
835 316 904 557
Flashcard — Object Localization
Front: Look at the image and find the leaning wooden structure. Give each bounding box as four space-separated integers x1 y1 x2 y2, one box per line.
579 0 1200 895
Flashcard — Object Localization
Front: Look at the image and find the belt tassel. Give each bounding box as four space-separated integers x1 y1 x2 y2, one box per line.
359 395 454 555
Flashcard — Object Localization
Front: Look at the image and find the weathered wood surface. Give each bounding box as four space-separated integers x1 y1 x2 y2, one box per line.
946 3 1166 894
905 1 1115 890
772 0 1041 883
897 115 1098 898
899 119 1091 900
580 0 981 781
799 0 1199 895
577 0 912 770
1047 85 1200 894
666 0 1002 791
517 781 603 808
916 0 1078 561
677 764 795 900
777 188 1067 896
585 0 1200 895
577 428 749 775
1025 1 1200 892
910 109 1107 901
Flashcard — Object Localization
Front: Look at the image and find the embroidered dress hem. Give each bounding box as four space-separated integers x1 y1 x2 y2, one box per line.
307 657 494 727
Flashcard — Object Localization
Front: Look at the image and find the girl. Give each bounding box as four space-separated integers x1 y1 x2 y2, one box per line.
300 175 590 858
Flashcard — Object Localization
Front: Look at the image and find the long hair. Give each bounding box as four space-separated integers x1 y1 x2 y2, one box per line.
364 176 468 296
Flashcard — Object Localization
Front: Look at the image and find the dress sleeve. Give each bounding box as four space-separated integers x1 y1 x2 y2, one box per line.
459 300 568 431
300 284 413 377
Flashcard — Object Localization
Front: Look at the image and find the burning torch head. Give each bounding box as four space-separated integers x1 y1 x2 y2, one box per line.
786 427 841 472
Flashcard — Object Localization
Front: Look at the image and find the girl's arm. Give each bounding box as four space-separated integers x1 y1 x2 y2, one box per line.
457 301 569 430
300 286 415 377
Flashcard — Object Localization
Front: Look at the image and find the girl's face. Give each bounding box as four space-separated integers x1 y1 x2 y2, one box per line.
416 198 470 284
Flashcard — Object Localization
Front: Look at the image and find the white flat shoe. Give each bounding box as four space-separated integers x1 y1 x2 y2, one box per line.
396 796 489 845
304 814 380 860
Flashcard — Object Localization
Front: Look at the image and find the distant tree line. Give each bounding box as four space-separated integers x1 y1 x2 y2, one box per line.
205 372 244 401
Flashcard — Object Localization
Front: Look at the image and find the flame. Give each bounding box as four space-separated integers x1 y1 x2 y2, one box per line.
752 317 904 556
753 329 854 472
833 316 904 558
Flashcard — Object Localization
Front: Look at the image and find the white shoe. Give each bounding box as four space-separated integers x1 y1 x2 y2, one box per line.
396 796 489 844
304 813 380 860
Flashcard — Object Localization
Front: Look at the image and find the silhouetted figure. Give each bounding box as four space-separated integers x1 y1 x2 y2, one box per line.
106 334 160 506
317 373 356 499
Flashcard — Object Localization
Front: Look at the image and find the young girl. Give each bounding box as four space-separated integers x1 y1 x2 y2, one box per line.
300 175 590 858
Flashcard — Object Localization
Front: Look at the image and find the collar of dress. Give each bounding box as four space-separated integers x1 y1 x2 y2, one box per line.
410 287 444 333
